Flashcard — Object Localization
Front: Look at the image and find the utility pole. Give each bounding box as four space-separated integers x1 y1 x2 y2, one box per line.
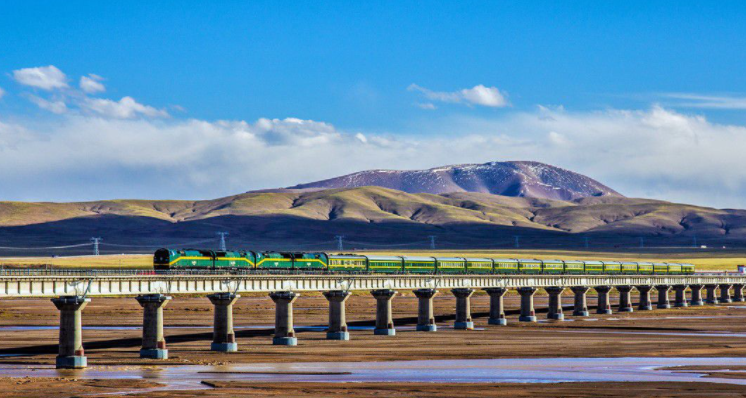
428 235 436 250
639 237 644 249
693 234 698 248
217 232 229 251
514 235 520 249
335 235 344 251
583 236 589 249
91 237 102 256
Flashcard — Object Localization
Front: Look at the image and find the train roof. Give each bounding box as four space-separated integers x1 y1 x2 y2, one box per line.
366 255 403 261
542 259 564 263
465 257 492 262
328 254 367 259
518 258 542 263
493 258 519 262
402 256 436 261
435 257 465 261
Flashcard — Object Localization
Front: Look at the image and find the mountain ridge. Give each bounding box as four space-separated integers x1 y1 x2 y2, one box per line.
287 161 622 201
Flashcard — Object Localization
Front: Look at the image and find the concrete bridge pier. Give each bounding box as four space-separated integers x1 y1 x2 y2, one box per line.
636 286 653 310
484 287 508 325
656 285 671 309
371 289 397 335
452 288 475 330
136 294 171 359
733 284 745 303
673 285 689 308
705 284 719 304
720 284 733 303
595 286 612 315
689 284 704 306
546 287 565 320
323 290 351 340
207 293 239 352
517 287 537 322
616 286 634 312
52 296 90 369
571 286 590 316
270 291 299 345
414 289 439 332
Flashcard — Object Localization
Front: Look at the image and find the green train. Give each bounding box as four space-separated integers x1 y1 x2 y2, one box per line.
153 249 695 275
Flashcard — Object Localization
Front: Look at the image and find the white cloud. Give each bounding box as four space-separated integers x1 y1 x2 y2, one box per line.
12 65 68 90
81 96 168 119
25 94 67 114
79 74 105 94
416 102 437 110
662 93 746 110
408 84 509 108
0 105 746 209
0 87 5 99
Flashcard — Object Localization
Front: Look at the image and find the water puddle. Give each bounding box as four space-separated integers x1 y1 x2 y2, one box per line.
0 325 484 332
2 357 746 391
558 329 746 338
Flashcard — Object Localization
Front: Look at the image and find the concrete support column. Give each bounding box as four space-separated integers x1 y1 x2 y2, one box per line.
705 284 719 304
673 285 688 308
546 287 565 320
371 289 397 335
413 289 438 332
636 286 653 310
616 286 634 312
595 286 612 315
571 286 590 316
689 284 704 306
484 287 508 325
270 291 299 345
517 287 537 322
733 284 745 303
207 292 240 352
656 285 671 309
136 294 171 359
451 288 475 330
720 284 733 303
52 296 90 369
323 290 351 340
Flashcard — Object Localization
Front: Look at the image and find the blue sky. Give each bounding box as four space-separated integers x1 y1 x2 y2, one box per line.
1 2 746 207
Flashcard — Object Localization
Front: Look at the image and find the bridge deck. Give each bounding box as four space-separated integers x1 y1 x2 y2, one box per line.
0 273 743 297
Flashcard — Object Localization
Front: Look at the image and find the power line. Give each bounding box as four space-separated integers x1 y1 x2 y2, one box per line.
90 237 102 256
0 243 93 250
217 232 229 251
428 235 436 250
99 238 217 248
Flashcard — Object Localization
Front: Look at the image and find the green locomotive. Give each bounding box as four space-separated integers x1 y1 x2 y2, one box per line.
153 248 695 275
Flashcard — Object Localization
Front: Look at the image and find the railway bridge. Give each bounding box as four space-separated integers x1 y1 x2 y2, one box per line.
2 271 745 369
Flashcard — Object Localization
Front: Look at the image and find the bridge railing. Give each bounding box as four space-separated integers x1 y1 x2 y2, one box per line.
0 269 741 277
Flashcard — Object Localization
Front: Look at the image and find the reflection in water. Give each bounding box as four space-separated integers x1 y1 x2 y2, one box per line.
1 357 746 391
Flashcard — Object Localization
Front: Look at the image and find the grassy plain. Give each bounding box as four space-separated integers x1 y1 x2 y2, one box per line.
1 249 745 270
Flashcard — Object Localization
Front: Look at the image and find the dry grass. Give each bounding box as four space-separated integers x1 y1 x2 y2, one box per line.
1 249 744 271
0 254 152 269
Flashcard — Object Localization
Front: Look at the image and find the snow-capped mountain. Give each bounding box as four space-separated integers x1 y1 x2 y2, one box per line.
288 161 622 200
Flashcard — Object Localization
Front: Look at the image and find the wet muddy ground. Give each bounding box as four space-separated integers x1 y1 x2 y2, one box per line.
2 291 746 396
